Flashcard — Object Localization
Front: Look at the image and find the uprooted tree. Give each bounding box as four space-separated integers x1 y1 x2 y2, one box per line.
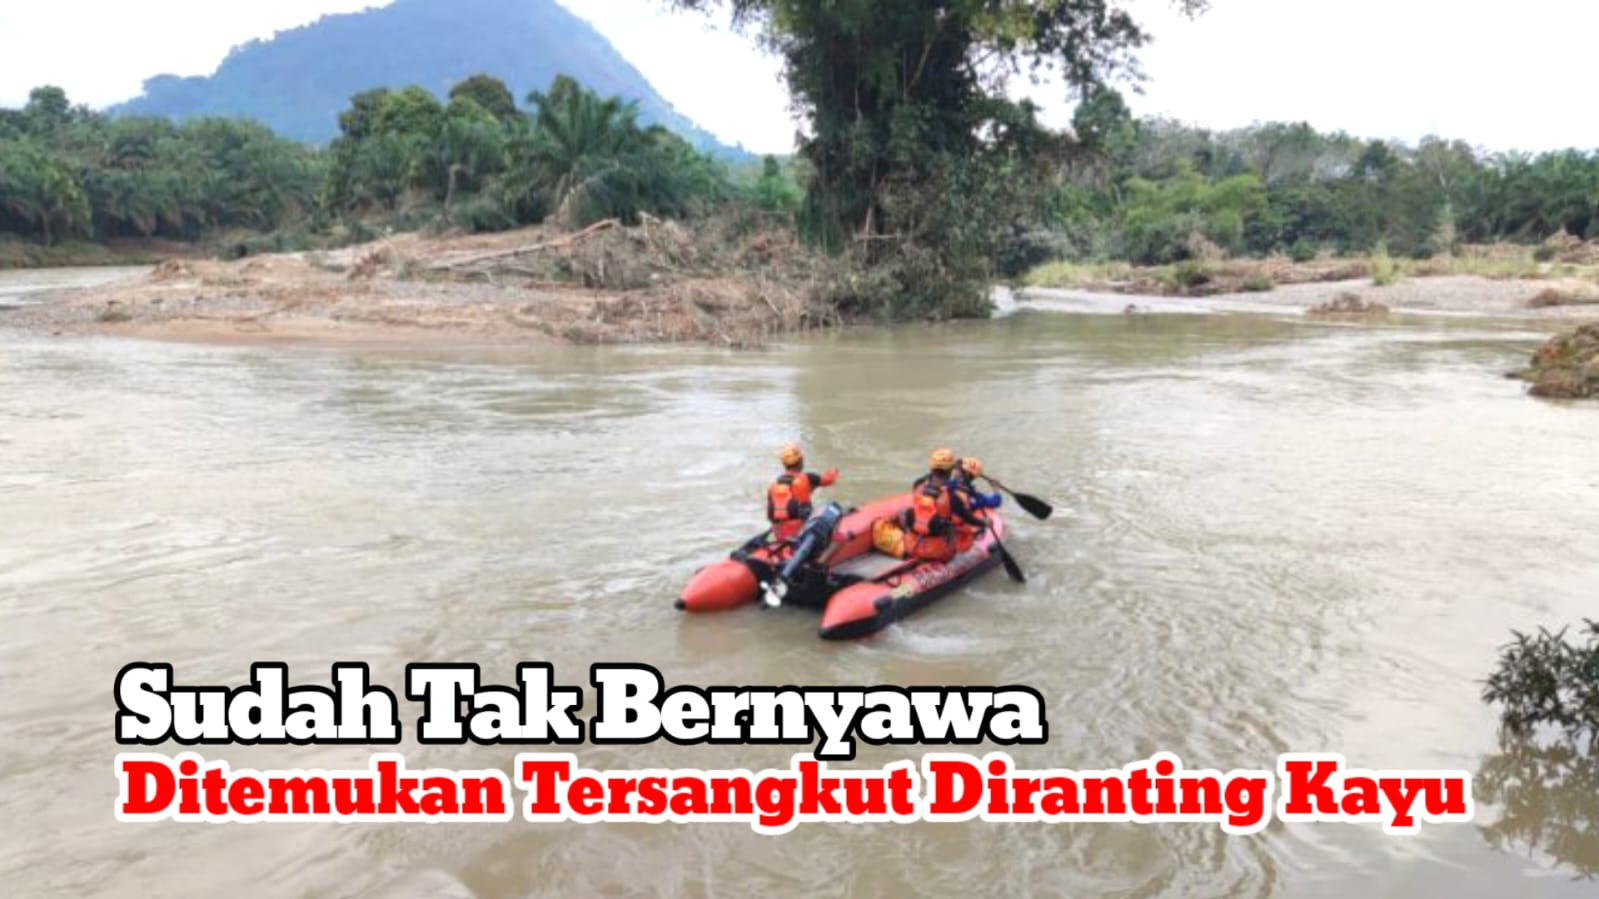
669 0 1211 319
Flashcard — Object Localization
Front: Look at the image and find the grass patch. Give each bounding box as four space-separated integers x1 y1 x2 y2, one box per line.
1445 254 1543 280
1165 259 1213 290
1021 259 1136 288
1370 244 1403 286
1240 275 1275 292
0 238 167 270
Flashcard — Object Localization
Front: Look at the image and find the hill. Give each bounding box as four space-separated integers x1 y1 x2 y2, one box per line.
107 0 751 159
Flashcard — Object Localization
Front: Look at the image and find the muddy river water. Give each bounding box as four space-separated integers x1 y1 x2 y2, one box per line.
2 278 1597 898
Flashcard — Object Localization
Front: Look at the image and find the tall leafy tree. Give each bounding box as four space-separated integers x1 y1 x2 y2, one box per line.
449 74 519 122
670 0 1211 317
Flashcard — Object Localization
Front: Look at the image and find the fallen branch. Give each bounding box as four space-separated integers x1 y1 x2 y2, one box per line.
428 218 620 271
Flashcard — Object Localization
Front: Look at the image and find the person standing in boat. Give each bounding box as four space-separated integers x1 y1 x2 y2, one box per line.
767 443 838 544
901 448 993 562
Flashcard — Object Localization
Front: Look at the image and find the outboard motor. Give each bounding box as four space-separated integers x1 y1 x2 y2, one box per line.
762 502 844 608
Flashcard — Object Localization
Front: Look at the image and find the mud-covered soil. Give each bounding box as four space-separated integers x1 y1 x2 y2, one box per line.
2 216 847 348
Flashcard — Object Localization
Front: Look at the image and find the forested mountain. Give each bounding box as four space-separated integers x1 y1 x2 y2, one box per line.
107 0 750 158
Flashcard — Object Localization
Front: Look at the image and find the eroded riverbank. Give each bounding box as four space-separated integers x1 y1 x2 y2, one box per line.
5 231 1599 354
0 217 842 349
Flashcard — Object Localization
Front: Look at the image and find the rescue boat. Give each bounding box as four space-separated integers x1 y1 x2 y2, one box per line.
675 493 1007 639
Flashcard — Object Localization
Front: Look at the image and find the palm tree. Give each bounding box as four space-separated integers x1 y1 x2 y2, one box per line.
0 138 90 242
516 76 653 226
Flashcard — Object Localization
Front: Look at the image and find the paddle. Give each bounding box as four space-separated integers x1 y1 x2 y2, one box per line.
981 476 1054 521
985 521 1026 584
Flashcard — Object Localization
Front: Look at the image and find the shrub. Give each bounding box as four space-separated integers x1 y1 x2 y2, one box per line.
996 227 1070 280
1534 244 1558 262
443 195 517 234
1370 243 1402 286
1288 239 1318 263
1482 620 1599 742
1170 259 1212 288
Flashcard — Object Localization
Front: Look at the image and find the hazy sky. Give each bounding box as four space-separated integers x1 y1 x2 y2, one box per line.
1 0 1593 154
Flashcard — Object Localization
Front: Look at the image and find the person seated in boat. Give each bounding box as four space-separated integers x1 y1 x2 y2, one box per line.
911 454 999 502
766 442 838 545
889 447 984 559
914 454 1002 512
876 444 997 556
948 456 1002 553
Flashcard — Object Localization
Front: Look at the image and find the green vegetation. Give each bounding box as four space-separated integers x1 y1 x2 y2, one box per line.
320 75 736 232
9 0 1599 322
1020 260 1136 288
1 86 322 246
1043 109 1599 270
1484 619 1599 741
1369 243 1402 286
670 0 1215 319
2 78 796 265
1166 259 1213 291
0 237 170 269
667 0 1599 313
1476 620 1598 878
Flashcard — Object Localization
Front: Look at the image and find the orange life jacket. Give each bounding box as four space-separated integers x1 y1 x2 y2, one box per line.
767 472 814 525
909 478 954 538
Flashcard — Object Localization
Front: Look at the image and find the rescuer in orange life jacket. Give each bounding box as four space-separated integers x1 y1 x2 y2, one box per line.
947 455 1003 553
900 448 997 562
766 443 839 543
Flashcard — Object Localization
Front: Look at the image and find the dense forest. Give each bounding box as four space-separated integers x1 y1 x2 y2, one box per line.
0 86 324 245
1039 87 1599 267
0 79 795 256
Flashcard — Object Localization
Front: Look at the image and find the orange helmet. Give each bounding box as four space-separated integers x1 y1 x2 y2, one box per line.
929 448 956 471
960 457 982 479
779 443 804 467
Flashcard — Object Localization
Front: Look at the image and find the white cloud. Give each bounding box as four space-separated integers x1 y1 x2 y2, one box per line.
1 0 1594 155
1102 0 1598 153
550 1 796 154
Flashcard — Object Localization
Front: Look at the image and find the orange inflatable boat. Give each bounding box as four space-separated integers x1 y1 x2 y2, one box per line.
676 493 1007 639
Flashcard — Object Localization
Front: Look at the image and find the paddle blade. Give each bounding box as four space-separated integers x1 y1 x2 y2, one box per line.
982 476 1054 521
993 538 1026 583
1012 492 1053 520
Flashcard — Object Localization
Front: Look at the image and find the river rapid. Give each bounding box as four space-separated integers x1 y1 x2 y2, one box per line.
2 282 1596 898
